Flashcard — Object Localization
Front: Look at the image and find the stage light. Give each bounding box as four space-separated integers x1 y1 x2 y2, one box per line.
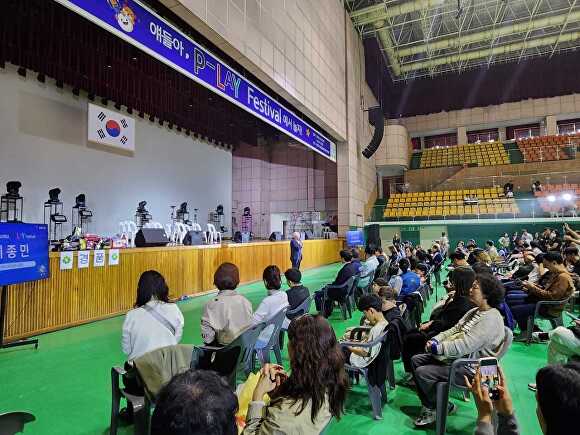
72 88 80 96
158 118 164 126
48 188 62 204
176 126 181 132
168 123 173 130
547 195 556 203
6 181 22 198
149 114 155 122
114 102 122 110
185 130 190 136
17 67 26 77
37 73 45 83
88 93 95 101
75 194 86 208
138 111 145 118
127 107 133 114
562 193 573 202
101 98 108 106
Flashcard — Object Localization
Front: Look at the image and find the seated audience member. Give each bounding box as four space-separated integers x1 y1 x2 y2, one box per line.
502 253 537 288
342 294 388 368
121 270 185 421
564 246 580 275
374 247 390 280
375 246 387 266
350 248 362 272
151 370 238 435
284 268 310 313
532 318 580 363
397 258 421 301
401 266 477 376
448 250 468 269
521 229 533 244
474 250 493 267
546 229 563 252
244 316 348 434
358 245 380 289
375 286 402 322
529 241 542 257
485 240 501 263
510 252 575 338
201 263 253 345
314 250 358 315
122 270 185 362
387 263 403 294
414 263 429 285
411 274 506 427
253 266 289 347
499 233 511 251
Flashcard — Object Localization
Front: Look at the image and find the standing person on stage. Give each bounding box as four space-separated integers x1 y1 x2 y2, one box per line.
290 232 303 270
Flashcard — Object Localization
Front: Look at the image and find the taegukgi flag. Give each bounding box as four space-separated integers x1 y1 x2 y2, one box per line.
88 102 135 151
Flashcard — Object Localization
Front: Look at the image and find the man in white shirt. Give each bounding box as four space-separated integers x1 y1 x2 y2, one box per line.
342 294 388 368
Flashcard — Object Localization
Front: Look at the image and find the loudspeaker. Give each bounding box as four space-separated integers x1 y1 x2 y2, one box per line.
269 231 283 241
134 228 169 247
233 231 242 243
365 224 381 250
362 106 385 159
183 230 205 246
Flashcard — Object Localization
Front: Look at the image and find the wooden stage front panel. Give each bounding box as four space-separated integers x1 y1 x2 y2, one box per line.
3 239 343 341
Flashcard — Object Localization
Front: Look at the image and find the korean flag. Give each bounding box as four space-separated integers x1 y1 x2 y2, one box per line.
88 103 135 151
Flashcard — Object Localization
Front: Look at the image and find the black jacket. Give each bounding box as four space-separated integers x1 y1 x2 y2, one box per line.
427 295 476 336
286 285 310 311
332 262 359 286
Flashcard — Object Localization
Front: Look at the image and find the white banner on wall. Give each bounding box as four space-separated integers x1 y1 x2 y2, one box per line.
108 249 120 266
88 103 135 152
60 252 74 270
78 251 90 269
93 250 106 267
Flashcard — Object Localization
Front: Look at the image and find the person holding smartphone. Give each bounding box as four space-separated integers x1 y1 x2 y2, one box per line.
243 315 348 434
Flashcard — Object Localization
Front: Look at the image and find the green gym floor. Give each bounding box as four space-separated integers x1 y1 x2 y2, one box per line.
0 263 547 435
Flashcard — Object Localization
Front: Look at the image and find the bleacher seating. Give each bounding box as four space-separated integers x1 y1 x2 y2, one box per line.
419 142 509 169
534 183 579 215
517 135 577 162
384 186 519 219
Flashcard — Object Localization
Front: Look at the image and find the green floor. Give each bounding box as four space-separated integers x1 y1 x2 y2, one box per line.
0 263 546 435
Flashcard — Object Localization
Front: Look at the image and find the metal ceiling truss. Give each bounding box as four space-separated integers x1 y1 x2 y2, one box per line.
346 0 580 81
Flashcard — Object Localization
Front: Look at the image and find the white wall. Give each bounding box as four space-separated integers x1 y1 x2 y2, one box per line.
0 64 232 236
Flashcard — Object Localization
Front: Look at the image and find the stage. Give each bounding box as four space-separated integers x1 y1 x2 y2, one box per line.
2 239 343 343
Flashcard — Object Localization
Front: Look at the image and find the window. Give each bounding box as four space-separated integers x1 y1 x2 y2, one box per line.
467 129 499 143
514 127 540 140
425 133 457 148
557 119 580 135
411 137 421 152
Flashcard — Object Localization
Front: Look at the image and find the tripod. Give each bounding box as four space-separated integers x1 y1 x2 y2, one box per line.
0 285 39 350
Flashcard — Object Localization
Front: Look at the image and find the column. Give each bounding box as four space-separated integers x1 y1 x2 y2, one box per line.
498 126 507 142
546 115 557 136
457 126 468 145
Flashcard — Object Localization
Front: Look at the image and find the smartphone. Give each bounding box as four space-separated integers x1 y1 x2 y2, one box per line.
479 357 500 400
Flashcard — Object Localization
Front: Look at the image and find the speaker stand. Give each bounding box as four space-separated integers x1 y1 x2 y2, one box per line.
0 285 39 350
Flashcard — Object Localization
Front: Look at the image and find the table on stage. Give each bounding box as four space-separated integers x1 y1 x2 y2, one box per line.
2 239 343 342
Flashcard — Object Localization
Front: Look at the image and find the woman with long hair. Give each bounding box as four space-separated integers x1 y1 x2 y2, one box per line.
243 315 349 434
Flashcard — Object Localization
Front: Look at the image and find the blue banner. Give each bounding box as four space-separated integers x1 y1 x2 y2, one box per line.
54 0 336 161
0 223 50 286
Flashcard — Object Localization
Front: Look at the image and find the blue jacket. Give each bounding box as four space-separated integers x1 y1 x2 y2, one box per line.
399 271 421 299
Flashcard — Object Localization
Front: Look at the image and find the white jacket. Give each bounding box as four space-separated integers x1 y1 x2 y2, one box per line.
122 300 184 361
